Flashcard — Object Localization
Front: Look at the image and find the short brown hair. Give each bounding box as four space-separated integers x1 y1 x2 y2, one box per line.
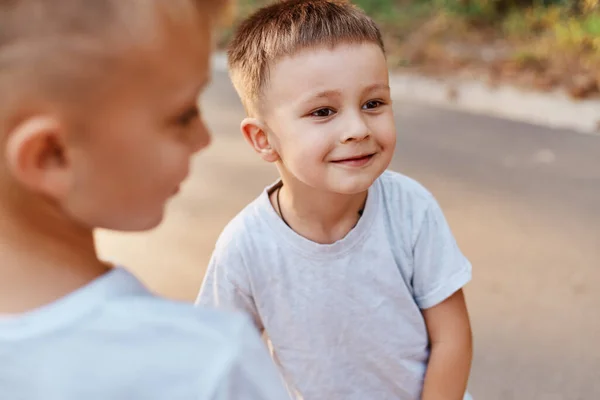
0 0 228 136
228 0 385 116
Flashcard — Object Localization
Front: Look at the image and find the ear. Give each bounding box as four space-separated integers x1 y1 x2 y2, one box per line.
5 116 73 201
240 117 280 163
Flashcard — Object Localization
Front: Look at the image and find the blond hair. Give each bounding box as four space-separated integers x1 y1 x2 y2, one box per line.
0 0 228 134
227 0 384 116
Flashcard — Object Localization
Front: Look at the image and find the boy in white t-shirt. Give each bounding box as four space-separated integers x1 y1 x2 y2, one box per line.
0 1 289 399
197 1 473 399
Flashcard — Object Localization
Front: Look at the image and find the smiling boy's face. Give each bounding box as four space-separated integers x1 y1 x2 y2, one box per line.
260 42 396 195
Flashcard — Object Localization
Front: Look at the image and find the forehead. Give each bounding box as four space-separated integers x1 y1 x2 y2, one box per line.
106 16 212 102
0 1 213 143
265 43 388 104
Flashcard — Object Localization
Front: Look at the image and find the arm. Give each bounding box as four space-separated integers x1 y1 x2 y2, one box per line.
421 289 472 400
411 194 473 399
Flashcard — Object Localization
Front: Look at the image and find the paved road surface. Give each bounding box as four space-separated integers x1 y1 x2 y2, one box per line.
96 70 600 400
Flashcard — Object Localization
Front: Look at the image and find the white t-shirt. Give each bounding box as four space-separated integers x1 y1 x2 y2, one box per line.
197 170 472 400
0 267 290 400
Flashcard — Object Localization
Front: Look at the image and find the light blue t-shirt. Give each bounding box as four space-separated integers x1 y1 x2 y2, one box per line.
0 267 290 400
198 170 472 400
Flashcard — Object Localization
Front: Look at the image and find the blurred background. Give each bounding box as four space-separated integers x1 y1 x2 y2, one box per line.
97 1 600 399
228 0 600 99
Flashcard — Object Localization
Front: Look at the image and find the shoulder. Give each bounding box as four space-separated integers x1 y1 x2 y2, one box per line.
99 295 259 371
372 170 448 250
213 187 277 256
3 269 266 398
93 298 264 396
102 294 251 343
376 170 437 221
377 170 435 204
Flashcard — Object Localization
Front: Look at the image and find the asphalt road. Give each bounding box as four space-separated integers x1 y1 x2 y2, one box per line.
97 70 600 400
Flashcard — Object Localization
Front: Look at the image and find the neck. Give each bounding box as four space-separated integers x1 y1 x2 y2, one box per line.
0 193 109 314
273 176 367 245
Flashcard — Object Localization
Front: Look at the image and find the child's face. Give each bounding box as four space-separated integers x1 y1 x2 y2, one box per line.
262 43 396 194
62 23 212 231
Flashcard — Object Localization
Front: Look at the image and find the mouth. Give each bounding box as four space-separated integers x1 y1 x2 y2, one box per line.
331 153 376 167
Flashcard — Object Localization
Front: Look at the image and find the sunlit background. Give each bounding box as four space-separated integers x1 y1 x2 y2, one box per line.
97 1 600 399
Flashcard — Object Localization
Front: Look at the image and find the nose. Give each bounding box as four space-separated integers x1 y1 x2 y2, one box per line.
190 117 211 154
340 111 370 143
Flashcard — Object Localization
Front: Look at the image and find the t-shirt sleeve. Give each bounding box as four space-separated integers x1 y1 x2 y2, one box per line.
196 239 263 332
411 196 472 309
208 317 292 400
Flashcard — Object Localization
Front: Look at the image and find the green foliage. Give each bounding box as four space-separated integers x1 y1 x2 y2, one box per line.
352 0 396 17
234 0 593 23
553 12 600 53
582 13 600 36
433 0 497 21
502 6 563 37
231 0 600 59
424 0 589 23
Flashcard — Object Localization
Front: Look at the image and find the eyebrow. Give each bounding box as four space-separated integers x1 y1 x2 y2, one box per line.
301 83 391 104
298 89 343 103
363 83 390 93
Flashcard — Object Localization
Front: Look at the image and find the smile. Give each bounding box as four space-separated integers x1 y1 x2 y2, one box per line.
331 153 376 167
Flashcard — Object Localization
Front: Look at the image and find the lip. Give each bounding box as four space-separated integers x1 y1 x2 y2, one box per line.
331 153 376 167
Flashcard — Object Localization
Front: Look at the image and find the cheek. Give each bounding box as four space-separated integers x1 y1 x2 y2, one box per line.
282 124 332 162
72 149 146 205
67 150 185 231
70 139 184 209
129 142 190 198
375 114 397 148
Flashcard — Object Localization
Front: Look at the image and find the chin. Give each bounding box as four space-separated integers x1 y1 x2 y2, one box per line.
103 211 165 232
320 159 389 194
329 175 377 195
133 213 165 231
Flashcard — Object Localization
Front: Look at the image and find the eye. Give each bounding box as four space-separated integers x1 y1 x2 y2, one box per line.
310 108 336 118
176 106 199 127
362 100 384 110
